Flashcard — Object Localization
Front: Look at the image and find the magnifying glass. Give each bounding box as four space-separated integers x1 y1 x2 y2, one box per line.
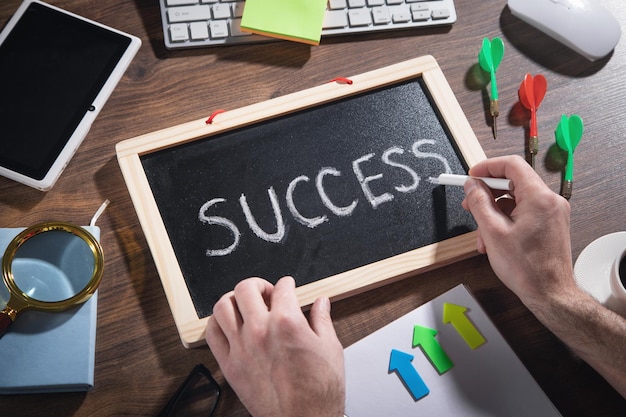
0 222 104 338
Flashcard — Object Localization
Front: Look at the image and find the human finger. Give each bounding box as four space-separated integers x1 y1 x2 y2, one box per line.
475 230 486 254
309 296 339 341
205 315 230 360
232 277 275 320
270 276 301 313
210 292 242 344
463 178 511 236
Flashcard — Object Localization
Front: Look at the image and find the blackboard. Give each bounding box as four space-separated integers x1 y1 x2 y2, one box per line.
116 56 486 348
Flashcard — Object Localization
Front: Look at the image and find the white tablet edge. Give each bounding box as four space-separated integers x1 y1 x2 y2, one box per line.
0 0 142 191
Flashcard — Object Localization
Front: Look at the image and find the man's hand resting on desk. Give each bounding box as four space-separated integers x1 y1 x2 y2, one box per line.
462 155 626 398
206 276 346 417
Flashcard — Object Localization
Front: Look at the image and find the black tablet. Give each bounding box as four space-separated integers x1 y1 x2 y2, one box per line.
0 0 141 190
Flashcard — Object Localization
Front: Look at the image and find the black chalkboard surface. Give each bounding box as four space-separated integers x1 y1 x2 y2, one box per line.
117 56 486 347
142 78 475 317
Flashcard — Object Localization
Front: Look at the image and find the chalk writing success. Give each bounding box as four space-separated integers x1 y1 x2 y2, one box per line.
198 138 452 257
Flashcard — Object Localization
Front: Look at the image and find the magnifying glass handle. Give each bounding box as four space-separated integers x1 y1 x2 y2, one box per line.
0 309 16 339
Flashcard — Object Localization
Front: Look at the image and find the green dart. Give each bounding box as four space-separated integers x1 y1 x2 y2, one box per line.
555 114 584 199
479 37 504 139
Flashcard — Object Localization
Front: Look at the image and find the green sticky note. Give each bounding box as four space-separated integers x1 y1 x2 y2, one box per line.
240 0 328 45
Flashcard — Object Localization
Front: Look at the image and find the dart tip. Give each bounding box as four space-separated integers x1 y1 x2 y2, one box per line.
529 136 538 168
490 100 499 140
561 180 572 200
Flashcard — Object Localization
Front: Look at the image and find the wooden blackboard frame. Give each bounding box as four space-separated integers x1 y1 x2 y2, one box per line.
116 55 486 348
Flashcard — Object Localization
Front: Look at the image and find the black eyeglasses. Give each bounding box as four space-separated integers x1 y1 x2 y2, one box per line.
158 364 221 417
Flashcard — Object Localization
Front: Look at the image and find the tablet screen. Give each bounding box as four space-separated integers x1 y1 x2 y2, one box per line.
0 2 132 181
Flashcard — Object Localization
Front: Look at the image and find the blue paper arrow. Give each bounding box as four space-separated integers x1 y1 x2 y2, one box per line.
388 349 430 401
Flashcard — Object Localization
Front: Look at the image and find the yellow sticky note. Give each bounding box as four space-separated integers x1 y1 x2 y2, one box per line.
240 0 328 45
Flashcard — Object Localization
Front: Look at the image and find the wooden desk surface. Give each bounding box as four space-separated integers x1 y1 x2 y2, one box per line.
1 0 625 415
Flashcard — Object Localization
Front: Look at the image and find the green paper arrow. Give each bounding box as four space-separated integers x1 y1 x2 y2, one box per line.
412 325 453 374
555 114 584 181
478 37 504 100
442 303 486 350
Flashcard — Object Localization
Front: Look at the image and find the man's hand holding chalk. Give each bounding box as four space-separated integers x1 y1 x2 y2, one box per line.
430 173 513 191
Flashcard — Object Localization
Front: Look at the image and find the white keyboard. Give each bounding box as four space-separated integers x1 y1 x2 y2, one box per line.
160 0 456 49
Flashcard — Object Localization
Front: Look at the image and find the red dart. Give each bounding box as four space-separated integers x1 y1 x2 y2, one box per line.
518 74 547 168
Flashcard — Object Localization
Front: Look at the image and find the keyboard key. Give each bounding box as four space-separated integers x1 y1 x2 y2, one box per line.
230 18 252 36
372 6 391 24
210 20 229 37
329 0 348 9
431 8 450 19
390 5 411 22
410 3 428 11
233 2 245 17
323 10 349 29
348 8 372 26
348 0 366 8
168 6 211 23
412 10 430 21
212 3 231 19
170 23 189 41
167 0 197 5
367 0 385 6
190 21 209 39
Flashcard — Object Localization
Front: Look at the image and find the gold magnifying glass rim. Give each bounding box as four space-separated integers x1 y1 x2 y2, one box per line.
1 222 104 312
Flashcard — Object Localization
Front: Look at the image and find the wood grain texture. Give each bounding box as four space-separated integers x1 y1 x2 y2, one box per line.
1 0 626 415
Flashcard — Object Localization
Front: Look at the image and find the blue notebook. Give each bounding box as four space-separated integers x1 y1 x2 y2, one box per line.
0 227 99 394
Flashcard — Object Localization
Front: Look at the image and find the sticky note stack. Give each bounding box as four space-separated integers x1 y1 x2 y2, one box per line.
240 0 328 45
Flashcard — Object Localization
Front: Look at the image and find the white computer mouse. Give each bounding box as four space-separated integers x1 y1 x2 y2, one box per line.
508 0 622 61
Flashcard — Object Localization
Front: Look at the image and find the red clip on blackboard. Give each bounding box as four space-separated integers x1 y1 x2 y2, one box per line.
205 109 227 125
